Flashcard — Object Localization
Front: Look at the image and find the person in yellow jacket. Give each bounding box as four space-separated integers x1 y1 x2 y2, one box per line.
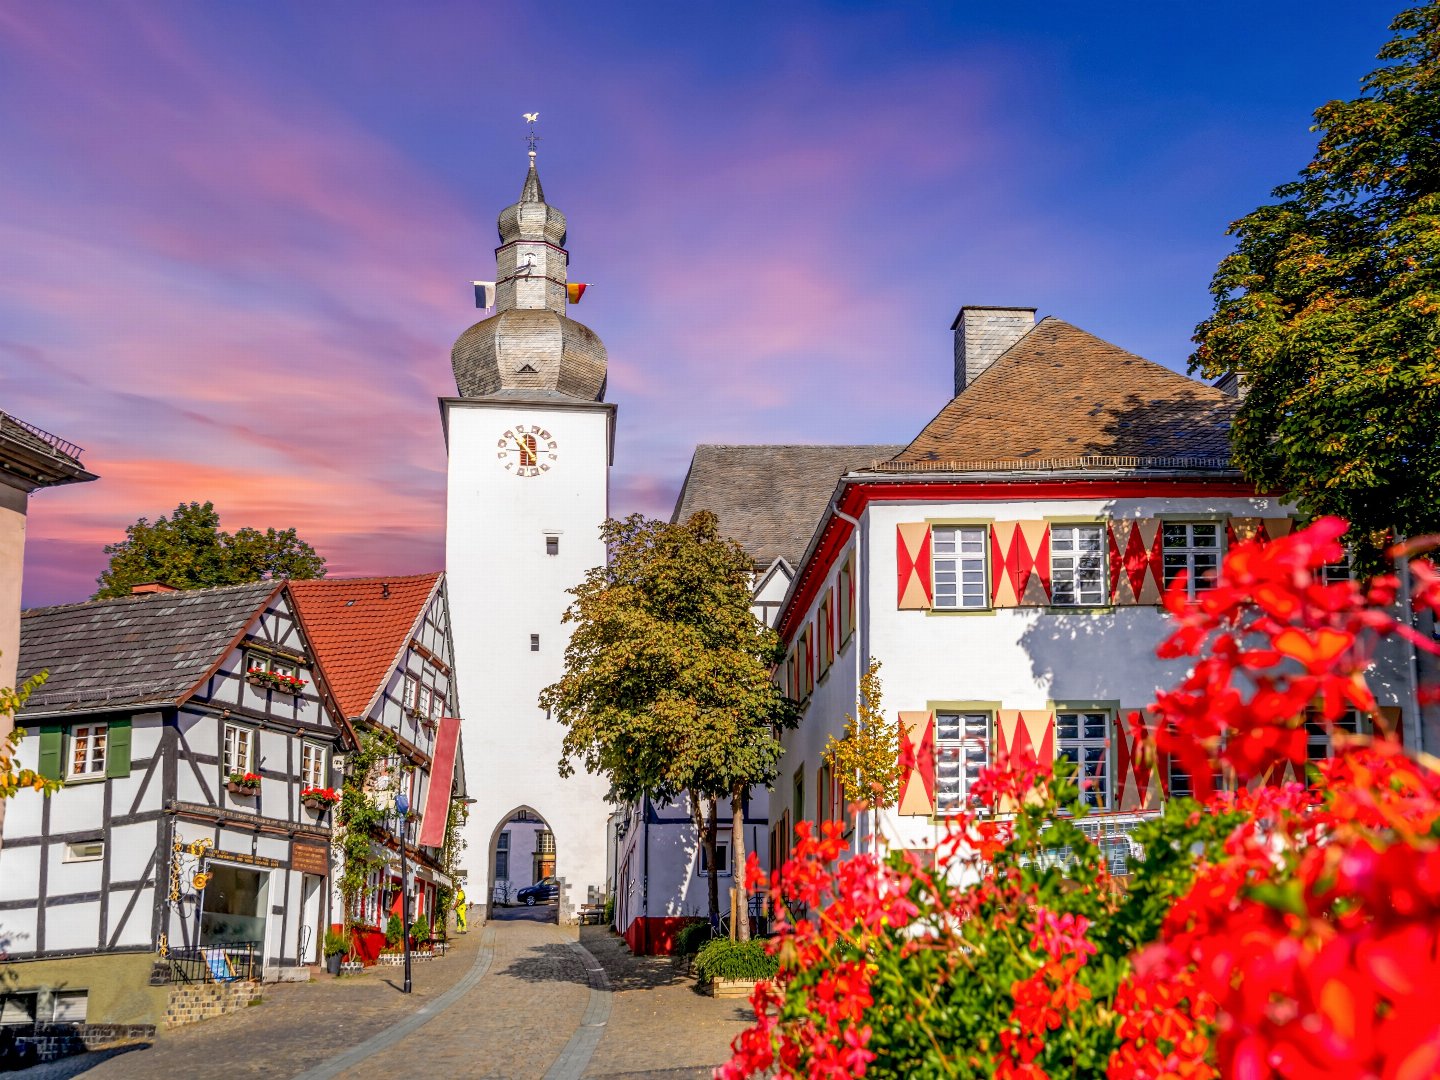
455 887 467 932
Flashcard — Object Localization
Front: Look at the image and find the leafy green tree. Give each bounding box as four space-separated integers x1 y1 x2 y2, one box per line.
541 512 799 937
2 669 55 800
1192 2 1440 565
822 658 903 811
94 501 326 598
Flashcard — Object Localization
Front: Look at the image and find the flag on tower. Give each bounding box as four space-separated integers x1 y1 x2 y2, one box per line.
473 281 496 309
567 282 589 304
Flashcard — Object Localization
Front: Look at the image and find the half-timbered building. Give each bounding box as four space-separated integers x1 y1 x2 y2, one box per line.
288 573 467 961
0 581 346 1025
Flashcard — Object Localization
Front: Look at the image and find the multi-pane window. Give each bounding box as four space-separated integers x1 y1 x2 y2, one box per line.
417 685 434 718
935 712 988 815
1057 711 1110 809
839 554 854 643
301 743 327 789
1050 526 1107 606
223 723 254 776
1305 710 1365 762
1162 522 1221 597
402 674 418 713
495 831 510 880
932 526 988 609
1319 553 1352 584
818 594 833 676
69 724 107 778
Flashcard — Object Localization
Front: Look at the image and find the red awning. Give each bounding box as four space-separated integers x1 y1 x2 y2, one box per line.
419 716 460 847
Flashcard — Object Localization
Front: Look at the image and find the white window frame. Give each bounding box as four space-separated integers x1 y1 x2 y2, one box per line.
223 723 255 776
932 526 988 610
68 724 108 779
1161 521 1223 597
699 834 732 876
1319 552 1352 585
934 712 989 815
1050 525 1107 607
1305 709 1367 762
417 684 434 719
63 840 105 863
1057 711 1111 810
50 991 88 1023
301 743 327 790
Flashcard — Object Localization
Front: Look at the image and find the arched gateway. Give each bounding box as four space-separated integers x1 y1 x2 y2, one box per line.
443 146 613 925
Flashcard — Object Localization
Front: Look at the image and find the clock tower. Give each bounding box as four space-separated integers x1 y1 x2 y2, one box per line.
442 148 615 922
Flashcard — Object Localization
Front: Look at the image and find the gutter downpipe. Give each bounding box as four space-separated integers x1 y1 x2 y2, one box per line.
641 790 651 952
829 493 876 859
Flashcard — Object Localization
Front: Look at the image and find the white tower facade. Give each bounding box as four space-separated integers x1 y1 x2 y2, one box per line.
443 153 615 922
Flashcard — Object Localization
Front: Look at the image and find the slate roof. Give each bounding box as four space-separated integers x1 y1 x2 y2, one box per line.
17 582 280 716
673 445 904 569
288 574 441 721
888 318 1237 470
0 412 97 488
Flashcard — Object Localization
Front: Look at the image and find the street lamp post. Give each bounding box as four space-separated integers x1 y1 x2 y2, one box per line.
395 792 412 995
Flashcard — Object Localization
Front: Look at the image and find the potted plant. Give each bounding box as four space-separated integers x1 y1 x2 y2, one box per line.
323 929 348 976
384 912 404 950
410 915 432 952
301 786 341 813
694 938 779 998
227 771 261 796
247 666 308 694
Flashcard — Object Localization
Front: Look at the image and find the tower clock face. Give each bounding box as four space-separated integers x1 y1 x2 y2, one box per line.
496 424 558 477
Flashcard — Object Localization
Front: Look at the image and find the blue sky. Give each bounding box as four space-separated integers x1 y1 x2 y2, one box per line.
0 0 1396 604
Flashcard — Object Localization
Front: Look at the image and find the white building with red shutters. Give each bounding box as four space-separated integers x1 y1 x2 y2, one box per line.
693 307 1422 877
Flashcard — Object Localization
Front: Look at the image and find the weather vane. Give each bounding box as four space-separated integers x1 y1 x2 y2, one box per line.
523 112 540 159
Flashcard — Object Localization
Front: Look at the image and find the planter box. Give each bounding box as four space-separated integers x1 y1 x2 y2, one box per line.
705 977 762 998
247 675 303 695
226 782 259 797
301 799 333 813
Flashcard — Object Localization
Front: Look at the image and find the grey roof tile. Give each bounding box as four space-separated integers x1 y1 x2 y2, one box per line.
18 581 279 715
673 445 904 568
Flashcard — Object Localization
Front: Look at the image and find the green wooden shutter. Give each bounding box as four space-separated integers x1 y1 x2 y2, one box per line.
106 717 132 778
37 724 63 781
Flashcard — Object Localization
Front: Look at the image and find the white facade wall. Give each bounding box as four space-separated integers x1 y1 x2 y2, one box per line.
778 491 1420 858
445 398 614 920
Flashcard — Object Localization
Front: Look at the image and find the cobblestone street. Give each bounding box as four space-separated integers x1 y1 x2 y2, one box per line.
21 909 749 1080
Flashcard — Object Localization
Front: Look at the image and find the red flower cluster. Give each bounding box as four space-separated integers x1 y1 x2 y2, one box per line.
301 786 341 805
248 666 308 692
228 771 261 785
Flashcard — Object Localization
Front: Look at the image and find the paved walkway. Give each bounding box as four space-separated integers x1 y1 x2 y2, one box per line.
22 908 750 1080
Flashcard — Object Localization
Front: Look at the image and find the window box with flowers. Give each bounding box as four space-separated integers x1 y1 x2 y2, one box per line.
247 667 307 695
227 771 261 797
301 786 341 813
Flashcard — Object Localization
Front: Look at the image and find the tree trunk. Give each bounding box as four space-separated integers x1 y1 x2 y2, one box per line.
690 788 720 927
732 782 750 942
705 797 720 929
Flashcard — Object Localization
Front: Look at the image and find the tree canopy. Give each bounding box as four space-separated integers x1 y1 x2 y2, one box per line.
541 511 799 931
94 501 326 599
1191 1 1440 563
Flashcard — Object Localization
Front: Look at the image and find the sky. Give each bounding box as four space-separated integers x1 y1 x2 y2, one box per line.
1 0 1396 607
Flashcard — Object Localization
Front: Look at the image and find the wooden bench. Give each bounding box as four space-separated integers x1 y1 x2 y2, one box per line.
577 904 606 925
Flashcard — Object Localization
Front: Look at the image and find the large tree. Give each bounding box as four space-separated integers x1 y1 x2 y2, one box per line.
541 511 798 937
1191 1 1440 565
94 501 326 598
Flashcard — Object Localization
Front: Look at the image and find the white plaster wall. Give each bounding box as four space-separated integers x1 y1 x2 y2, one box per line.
779 494 1420 856
46 900 100 952
445 399 614 918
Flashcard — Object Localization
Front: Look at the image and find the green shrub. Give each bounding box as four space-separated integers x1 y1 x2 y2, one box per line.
674 921 714 956
323 928 349 958
384 912 404 947
694 938 778 982
603 892 615 926
410 916 431 945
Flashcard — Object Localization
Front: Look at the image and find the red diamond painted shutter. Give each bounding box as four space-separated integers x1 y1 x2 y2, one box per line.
1016 521 1051 605
1116 708 1160 811
897 711 936 815
897 523 932 609
991 522 1019 607
1113 519 1164 604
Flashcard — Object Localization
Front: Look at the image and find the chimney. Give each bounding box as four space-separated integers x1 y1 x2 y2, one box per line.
131 582 178 595
952 306 1036 395
1214 370 1247 399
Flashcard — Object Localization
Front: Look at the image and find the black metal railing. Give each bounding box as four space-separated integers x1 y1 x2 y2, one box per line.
0 412 85 461
161 942 261 984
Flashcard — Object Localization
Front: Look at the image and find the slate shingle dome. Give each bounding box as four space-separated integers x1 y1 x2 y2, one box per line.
451 155 608 402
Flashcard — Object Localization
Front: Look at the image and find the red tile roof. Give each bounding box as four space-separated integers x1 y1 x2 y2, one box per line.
288 573 441 720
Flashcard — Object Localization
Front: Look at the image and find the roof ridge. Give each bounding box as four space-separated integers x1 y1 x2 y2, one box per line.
288 572 441 588
21 579 277 618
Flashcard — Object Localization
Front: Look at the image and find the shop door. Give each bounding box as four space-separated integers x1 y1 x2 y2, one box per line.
299 874 323 964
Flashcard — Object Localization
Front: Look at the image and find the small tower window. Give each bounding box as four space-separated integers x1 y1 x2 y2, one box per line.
530 634 540 652
545 535 559 556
